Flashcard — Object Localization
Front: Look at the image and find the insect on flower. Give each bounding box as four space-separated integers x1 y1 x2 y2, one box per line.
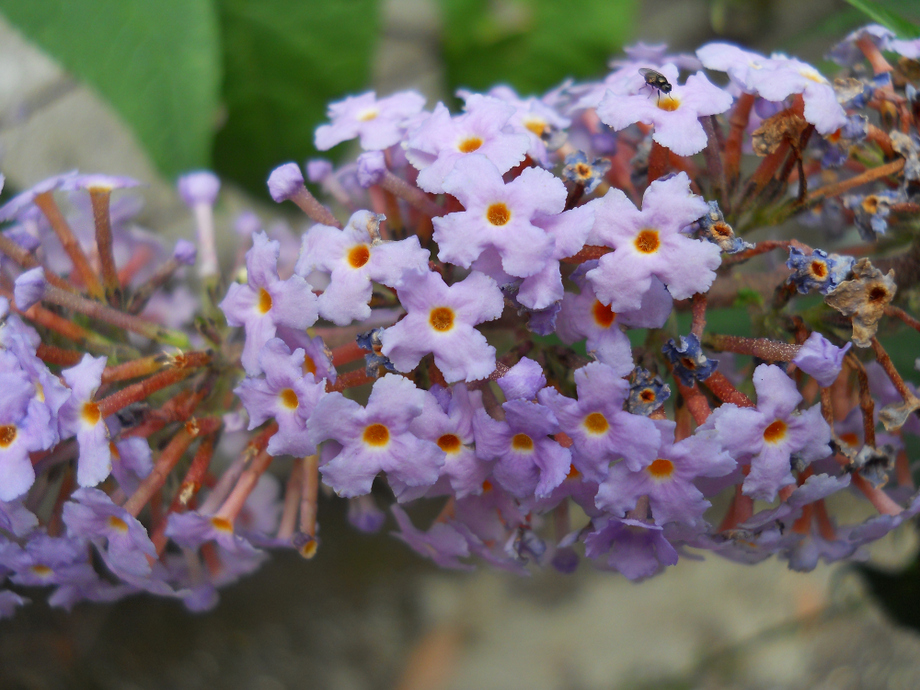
639 67 672 105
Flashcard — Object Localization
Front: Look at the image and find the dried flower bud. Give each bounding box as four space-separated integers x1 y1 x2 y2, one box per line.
825 258 896 347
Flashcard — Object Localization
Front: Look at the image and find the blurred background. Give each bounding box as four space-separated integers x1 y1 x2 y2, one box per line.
2 0 920 688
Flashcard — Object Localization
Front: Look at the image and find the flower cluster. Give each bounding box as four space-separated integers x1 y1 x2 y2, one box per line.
2 25 920 617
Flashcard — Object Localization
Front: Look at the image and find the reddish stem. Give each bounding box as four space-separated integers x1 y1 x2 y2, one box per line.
725 93 756 186
701 372 755 407
89 188 121 304
34 191 105 300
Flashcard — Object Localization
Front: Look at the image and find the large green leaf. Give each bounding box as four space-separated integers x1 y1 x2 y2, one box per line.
213 0 380 196
438 0 636 98
843 0 920 39
0 0 221 177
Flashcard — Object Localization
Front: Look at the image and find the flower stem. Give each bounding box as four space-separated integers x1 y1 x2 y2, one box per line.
33 191 105 300
297 454 320 558
706 334 800 362
88 188 121 305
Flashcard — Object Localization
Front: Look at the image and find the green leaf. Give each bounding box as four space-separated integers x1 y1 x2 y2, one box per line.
213 0 380 196
437 0 636 98
843 0 920 39
0 0 222 177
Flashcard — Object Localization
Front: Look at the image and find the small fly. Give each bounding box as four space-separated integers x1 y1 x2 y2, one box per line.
638 68 672 105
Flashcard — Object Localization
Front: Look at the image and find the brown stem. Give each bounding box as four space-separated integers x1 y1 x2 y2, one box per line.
846 353 876 448
88 188 121 305
150 433 217 555
690 293 707 339
290 186 342 229
560 244 610 264
700 115 726 201
857 34 894 75
297 454 320 558
724 93 756 188
884 305 920 334
707 334 800 362
380 170 446 218
806 158 905 204
648 140 670 184
327 367 376 393
0 234 76 293
96 351 211 418
869 337 916 403
35 343 83 367
33 191 105 299
122 418 220 516
43 284 190 347
701 371 755 407
215 447 275 521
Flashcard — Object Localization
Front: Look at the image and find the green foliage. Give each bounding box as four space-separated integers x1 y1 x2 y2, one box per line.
437 0 636 98
0 0 222 177
212 0 380 195
843 0 920 38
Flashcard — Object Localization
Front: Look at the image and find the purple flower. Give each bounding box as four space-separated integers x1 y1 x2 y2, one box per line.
13 267 46 311
473 398 571 499
586 172 719 311
236 338 327 457
793 332 851 387
356 151 387 187
166 511 263 559
539 362 661 482
62 487 156 578
595 420 736 527
703 364 832 502
497 358 546 401
1 533 96 589
557 263 672 376
404 95 530 193
409 385 488 498
391 505 473 570
697 44 847 135
109 437 152 495
219 231 318 374
432 154 565 278
597 63 733 156
0 368 51 500
465 85 571 165
267 162 305 202
177 171 220 206
829 24 920 65
380 268 504 383
60 354 112 487
0 498 38 536
295 210 429 326
0 589 28 619
172 238 197 266
315 90 426 151
473 200 596 311
583 517 679 580
309 374 445 498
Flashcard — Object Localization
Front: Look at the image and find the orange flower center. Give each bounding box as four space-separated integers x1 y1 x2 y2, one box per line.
647 458 675 479
210 516 233 532
437 433 462 453
511 433 534 451
0 425 17 448
486 202 511 226
82 402 101 426
763 419 787 443
363 423 390 447
429 306 455 332
258 287 273 314
348 244 371 268
634 229 660 254
458 136 483 153
107 515 129 533
657 96 680 112
583 412 609 435
592 300 616 328
279 388 299 410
